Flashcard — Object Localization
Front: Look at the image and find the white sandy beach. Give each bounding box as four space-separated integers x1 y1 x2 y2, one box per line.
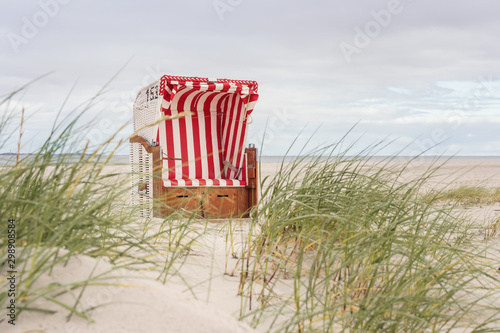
4 159 500 333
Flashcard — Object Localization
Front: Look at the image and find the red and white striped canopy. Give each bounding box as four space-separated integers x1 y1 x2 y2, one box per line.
156 75 259 187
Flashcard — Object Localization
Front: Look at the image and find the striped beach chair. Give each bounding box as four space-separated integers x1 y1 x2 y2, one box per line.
130 75 259 218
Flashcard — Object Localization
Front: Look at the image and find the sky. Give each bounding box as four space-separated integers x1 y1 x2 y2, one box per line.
1 0 500 156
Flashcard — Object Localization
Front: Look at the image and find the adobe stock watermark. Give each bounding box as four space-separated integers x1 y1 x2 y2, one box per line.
339 0 410 64
409 75 499 157
6 0 72 53
60 272 128 333
213 0 244 21
247 107 296 150
84 64 163 146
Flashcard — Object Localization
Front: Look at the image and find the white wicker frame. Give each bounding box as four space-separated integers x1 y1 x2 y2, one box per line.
130 80 162 217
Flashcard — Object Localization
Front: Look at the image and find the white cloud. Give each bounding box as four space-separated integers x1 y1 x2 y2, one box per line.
1 0 500 155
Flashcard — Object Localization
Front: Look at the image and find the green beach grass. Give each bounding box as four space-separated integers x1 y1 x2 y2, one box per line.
425 186 500 206
236 144 500 332
0 90 200 323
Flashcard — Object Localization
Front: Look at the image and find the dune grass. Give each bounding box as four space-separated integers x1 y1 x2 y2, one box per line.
236 144 500 332
0 90 199 323
425 186 500 206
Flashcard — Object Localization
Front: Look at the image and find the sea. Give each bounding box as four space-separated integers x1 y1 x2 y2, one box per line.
2 154 500 166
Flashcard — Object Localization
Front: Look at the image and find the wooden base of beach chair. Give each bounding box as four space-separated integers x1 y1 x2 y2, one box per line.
130 135 258 219
159 186 257 218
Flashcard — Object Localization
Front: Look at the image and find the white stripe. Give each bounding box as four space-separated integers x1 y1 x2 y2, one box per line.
154 95 163 145
195 91 210 112
159 105 169 172
183 90 196 112
247 101 257 111
228 83 237 93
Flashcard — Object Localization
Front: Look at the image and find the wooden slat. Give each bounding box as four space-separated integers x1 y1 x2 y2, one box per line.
245 147 257 179
204 188 238 218
163 187 201 216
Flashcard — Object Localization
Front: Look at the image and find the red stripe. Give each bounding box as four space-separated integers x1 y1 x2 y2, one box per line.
176 87 190 112
219 96 227 161
221 83 230 92
178 114 189 179
192 91 204 111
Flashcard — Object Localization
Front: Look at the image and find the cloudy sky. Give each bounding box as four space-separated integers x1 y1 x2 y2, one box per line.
1 0 500 156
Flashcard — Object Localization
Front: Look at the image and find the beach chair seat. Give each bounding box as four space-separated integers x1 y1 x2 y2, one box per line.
163 179 246 187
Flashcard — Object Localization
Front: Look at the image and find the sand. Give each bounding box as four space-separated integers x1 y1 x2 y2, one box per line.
5 250 256 333
3 159 500 333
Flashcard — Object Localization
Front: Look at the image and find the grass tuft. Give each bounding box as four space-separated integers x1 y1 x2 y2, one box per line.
238 143 500 332
425 186 500 206
0 86 199 322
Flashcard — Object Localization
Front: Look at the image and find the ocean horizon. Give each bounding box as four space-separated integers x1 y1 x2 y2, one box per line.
2 154 500 166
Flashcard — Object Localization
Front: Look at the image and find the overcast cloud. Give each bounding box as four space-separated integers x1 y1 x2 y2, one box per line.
1 0 500 156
